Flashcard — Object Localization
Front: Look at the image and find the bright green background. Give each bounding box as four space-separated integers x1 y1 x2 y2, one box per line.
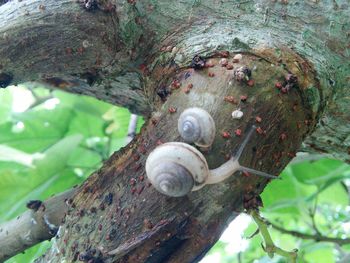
0 86 349 263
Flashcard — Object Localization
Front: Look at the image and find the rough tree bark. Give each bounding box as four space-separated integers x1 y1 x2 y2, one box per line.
0 0 349 262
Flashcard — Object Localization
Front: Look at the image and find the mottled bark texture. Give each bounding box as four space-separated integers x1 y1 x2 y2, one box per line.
0 0 349 262
0 0 151 114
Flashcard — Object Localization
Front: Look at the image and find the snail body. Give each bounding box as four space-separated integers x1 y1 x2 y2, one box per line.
146 125 278 197
146 142 243 197
178 107 216 148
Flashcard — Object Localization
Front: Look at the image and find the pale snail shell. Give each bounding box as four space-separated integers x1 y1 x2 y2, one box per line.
145 142 209 197
146 126 279 197
178 107 216 148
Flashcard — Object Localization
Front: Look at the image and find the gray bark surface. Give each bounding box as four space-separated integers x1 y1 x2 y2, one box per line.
0 0 349 262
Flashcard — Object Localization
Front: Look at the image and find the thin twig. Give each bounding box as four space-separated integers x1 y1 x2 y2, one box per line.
250 210 298 263
237 251 242 263
309 196 321 236
269 221 350 246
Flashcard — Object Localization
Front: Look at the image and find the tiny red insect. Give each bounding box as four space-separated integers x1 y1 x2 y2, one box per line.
224 96 237 104
275 82 283 89
256 126 264 134
226 64 234 70
279 133 287 141
168 107 177 113
247 79 255 87
234 129 242 136
240 95 248 102
222 131 231 139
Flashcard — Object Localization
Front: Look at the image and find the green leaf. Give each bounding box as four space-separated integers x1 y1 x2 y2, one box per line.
0 108 74 152
0 135 83 221
33 135 83 177
5 240 52 263
103 107 131 137
302 243 335 263
67 113 106 140
261 167 317 215
291 159 349 186
0 89 13 124
67 146 102 174
54 91 110 117
0 145 44 167
317 182 349 206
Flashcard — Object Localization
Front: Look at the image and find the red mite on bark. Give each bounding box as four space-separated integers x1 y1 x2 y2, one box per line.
234 129 242 137
222 131 231 139
168 107 177 113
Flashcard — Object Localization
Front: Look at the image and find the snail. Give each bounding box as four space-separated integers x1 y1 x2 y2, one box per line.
146 125 278 197
177 107 216 148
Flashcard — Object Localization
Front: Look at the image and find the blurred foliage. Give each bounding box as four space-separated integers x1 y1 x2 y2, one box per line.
204 159 350 263
0 86 349 263
0 86 143 263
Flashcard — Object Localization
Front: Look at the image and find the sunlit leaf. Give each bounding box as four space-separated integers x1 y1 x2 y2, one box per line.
0 135 83 221
261 167 317 215
5 240 52 263
0 108 73 152
317 182 349 206
0 89 13 124
302 243 335 263
0 145 44 167
291 159 349 186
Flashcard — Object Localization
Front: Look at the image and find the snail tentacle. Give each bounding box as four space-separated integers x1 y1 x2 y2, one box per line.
207 125 278 184
239 166 279 179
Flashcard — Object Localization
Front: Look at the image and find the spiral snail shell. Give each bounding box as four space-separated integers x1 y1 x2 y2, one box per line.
145 142 209 197
178 107 216 148
146 125 278 197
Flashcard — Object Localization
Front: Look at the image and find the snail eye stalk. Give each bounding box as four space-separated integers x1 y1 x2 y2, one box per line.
232 125 279 180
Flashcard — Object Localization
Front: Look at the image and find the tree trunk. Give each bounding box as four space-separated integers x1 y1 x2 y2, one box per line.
0 0 349 262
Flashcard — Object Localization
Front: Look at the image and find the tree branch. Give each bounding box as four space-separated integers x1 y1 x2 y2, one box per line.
37 51 316 262
269 221 350 246
0 0 151 114
250 210 298 263
0 188 77 262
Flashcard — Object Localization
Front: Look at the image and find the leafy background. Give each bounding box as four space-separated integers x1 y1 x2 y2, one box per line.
0 86 349 263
